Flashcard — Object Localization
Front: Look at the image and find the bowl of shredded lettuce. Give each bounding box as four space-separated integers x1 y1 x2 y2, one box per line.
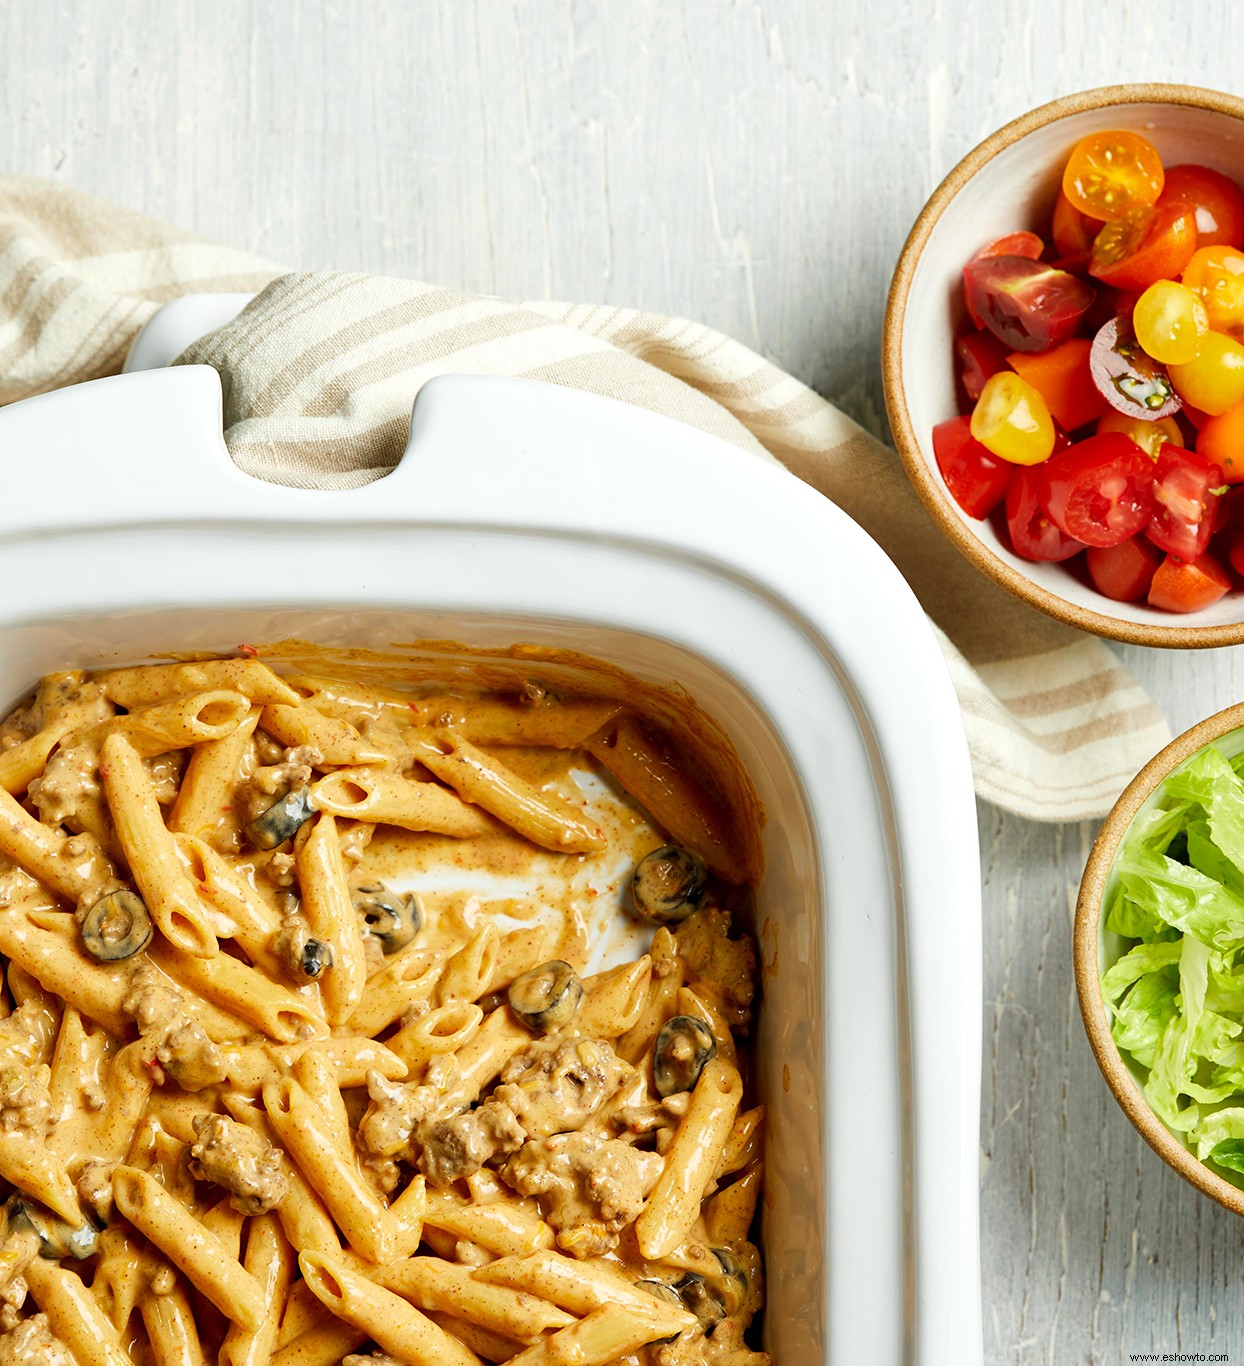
1077 702 1244 1212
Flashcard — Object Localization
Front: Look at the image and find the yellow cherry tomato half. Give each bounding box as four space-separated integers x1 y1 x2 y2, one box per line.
1168 331 1244 415
1132 280 1209 364
969 372 1056 465
1181 245 1244 338
1095 410 1184 458
1062 130 1165 222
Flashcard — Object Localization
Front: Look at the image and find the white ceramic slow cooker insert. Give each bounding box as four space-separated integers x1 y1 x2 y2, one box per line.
0 355 983 1364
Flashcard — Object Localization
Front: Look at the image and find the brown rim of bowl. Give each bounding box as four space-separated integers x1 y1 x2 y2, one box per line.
883 83 1244 650
1075 698 1244 1215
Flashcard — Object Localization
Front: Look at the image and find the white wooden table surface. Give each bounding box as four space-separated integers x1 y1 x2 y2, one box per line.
8 1 1244 1360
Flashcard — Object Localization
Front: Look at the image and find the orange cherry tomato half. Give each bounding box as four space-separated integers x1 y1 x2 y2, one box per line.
1159 164 1244 250
1147 549 1231 612
1063 131 1165 221
1182 245 1244 338
1196 399 1244 482
1007 338 1107 433
1051 191 1096 268
1089 200 1198 293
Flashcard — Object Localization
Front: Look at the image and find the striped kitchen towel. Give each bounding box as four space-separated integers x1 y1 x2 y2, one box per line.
0 176 1169 821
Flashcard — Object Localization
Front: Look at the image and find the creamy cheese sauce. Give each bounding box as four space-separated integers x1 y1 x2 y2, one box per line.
0 645 769 1365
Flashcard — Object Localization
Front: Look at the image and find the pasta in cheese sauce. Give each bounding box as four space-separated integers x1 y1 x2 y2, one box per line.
0 649 768 1366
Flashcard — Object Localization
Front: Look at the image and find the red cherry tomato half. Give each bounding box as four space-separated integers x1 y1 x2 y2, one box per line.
1089 200 1199 293
932 417 1013 518
954 332 1009 405
1040 433 1156 548
1147 446 1225 561
1086 537 1161 602
1148 550 1232 612
963 233 1045 327
1159 165 1244 250
1229 527 1244 579
1004 465 1086 562
1089 316 1181 420
962 257 1097 353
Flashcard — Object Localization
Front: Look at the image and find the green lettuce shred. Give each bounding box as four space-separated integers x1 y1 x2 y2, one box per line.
1101 743 1244 1159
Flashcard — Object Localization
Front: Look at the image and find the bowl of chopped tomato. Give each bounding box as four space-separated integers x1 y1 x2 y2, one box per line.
884 84 1244 645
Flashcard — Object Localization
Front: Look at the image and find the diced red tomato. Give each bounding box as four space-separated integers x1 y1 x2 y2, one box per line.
1089 200 1199 293
955 332 1009 404
1146 446 1225 561
1086 537 1161 601
1006 338 1108 432
1040 433 1156 547
1160 165 1244 250
932 417 1013 518
961 256 1096 353
1229 528 1244 578
1004 466 1086 562
1148 550 1232 612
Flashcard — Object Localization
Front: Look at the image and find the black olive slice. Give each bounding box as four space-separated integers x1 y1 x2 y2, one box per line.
6 1197 99 1260
631 846 707 925
81 889 153 962
246 785 314 850
299 940 335 980
506 960 583 1032
351 884 421 954
653 1014 716 1097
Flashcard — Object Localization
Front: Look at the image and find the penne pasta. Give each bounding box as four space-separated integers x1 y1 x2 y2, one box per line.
262 1079 393 1264
138 1271 208 1366
98 659 302 710
635 1056 745 1259
378 1255 577 1343
587 713 747 882
100 732 219 957
503 1302 686 1366
111 1166 268 1332
295 813 366 1026
168 706 261 848
147 937 325 1043
310 766 494 838
24 1256 135 1366
412 729 606 853
298 1250 483 1366
219 1214 296 1366
260 702 390 766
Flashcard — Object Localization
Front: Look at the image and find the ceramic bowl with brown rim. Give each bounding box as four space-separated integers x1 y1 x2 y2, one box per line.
1076 702 1244 1215
883 83 1244 648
